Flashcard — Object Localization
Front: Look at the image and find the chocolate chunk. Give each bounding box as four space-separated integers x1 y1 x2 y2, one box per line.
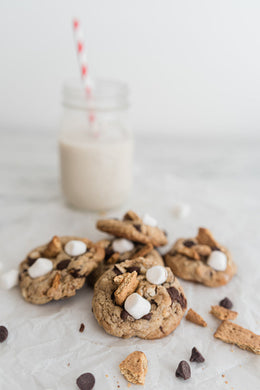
105 247 114 261
183 240 195 248
120 309 130 321
27 257 37 267
127 266 140 274
142 313 152 320
70 269 83 278
76 373 95 390
0 326 8 343
133 223 142 232
190 347 205 363
219 297 233 309
212 246 221 251
79 323 85 333
57 259 71 270
167 287 187 309
175 361 191 380
160 326 165 334
113 265 123 275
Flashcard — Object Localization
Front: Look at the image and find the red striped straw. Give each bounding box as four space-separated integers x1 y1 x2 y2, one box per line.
72 19 96 126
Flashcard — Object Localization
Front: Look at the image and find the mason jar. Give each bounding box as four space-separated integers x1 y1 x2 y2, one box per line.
59 79 133 211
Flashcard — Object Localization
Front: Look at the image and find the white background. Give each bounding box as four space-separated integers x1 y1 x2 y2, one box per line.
1 0 260 136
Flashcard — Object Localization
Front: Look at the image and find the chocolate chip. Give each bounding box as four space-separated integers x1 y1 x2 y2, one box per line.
167 287 187 309
175 361 191 380
79 323 85 333
113 265 122 275
0 326 8 343
212 246 221 251
120 309 130 321
126 266 140 274
27 257 37 266
18 274 22 281
105 247 114 261
76 373 95 390
219 297 233 309
190 347 205 363
133 223 142 232
160 326 165 334
70 269 83 278
183 240 195 248
142 313 152 320
57 259 71 270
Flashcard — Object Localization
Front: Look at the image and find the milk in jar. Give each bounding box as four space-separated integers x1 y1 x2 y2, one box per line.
59 80 133 210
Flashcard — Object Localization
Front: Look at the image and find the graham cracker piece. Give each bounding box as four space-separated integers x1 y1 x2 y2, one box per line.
210 305 238 321
107 252 120 265
119 351 148 385
132 243 153 259
123 210 142 222
196 227 219 248
214 320 260 354
43 236 62 258
186 308 207 327
114 271 139 306
52 273 61 289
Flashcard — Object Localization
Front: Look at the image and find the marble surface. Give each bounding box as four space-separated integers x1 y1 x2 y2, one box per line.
0 130 260 390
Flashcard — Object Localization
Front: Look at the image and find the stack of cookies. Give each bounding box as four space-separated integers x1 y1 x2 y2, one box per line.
18 210 239 342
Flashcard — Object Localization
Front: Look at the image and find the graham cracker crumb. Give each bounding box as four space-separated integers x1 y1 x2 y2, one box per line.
114 272 139 306
119 351 148 385
197 227 219 248
210 305 238 321
186 308 207 327
214 320 260 354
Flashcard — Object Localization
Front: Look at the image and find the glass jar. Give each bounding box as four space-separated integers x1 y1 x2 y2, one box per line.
59 79 133 211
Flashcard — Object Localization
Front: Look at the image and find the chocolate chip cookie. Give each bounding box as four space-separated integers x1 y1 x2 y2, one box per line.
92 257 187 339
19 236 105 304
87 238 164 287
96 211 168 247
165 228 236 287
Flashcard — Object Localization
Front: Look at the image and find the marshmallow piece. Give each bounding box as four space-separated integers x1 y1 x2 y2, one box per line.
112 239 134 254
64 240 87 256
207 251 227 271
28 258 53 278
173 203 191 219
124 293 151 320
143 213 158 227
0 269 19 290
146 265 168 285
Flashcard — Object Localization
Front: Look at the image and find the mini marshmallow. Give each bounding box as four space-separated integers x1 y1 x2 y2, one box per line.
0 269 19 290
124 293 151 320
64 240 87 257
173 203 191 219
112 239 134 254
146 266 168 285
28 258 53 278
143 213 158 227
207 251 227 271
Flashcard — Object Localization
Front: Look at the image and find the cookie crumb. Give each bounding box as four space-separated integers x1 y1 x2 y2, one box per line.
186 308 207 327
222 374 225 378
105 374 108 378
119 351 148 385
225 381 228 384
67 363 70 367
79 323 85 333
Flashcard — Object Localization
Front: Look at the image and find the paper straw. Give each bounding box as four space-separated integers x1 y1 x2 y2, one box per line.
72 19 96 128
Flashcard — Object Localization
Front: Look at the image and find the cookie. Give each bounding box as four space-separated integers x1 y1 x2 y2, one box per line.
19 236 105 304
92 257 187 339
119 351 148 385
87 238 164 287
96 210 168 247
214 320 260 354
210 305 238 321
186 308 207 327
165 228 236 287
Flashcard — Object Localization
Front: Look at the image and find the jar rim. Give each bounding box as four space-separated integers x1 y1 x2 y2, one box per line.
62 78 129 111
